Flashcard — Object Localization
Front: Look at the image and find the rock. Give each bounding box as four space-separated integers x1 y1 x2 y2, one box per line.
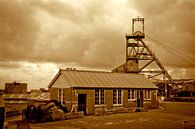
117 107 125 113
46 102 55 109
105 109 114 115
63 113 70 120
42 110 52 122
95 109 105 116
95 109 102 116
78 111 84 118
51 108 65 121
124 108 132 113
112 108 118 114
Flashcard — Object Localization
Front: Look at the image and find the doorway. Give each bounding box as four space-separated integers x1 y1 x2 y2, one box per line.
78 94 86 115
136 90 144 108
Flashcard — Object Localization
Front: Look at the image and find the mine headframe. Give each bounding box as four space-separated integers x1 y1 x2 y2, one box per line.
125 17 177 92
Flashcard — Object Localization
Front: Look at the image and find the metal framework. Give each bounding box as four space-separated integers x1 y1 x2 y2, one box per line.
125 17 177 98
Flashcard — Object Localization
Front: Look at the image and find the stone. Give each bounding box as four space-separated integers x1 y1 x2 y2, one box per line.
78 111 84 118
124 108 132 113
63 113 70 120
51 107 65 121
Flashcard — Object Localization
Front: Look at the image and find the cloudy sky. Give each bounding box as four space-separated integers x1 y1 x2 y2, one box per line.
0 0 195 90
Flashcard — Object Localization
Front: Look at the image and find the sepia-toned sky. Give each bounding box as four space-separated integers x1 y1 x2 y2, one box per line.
0 0 195 90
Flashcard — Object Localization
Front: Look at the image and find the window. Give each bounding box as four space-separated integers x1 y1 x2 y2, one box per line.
113 90 117 104
128 89 136 100
113 89 123 105
147 90 151 99
58 89 65 105
144 89 151 100
95 89 104 105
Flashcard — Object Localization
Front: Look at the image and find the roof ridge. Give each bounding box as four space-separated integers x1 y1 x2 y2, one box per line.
60 68 144 75
60 68 111 73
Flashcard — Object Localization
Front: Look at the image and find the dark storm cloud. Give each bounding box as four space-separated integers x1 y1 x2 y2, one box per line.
0 0 128 69
0 0 40 62
32 0 107 24
1 0 195 89
1 0 194 70
131 0 195 68
29 0 127 68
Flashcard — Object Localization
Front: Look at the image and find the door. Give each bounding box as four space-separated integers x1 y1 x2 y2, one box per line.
136 90 144 108
140 90 144 107
78 94 86 115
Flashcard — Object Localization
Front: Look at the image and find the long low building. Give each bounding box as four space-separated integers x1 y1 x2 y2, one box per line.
48 69 158 115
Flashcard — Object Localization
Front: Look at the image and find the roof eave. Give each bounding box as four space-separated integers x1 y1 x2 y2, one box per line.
48 69 61 88
72 86 158 89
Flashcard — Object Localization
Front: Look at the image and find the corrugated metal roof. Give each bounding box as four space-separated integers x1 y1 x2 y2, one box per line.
4 94 28 99
29 91 50 101
50 69 157 89
5 100 27 104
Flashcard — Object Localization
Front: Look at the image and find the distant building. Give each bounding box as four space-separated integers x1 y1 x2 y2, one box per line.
48 69 158 115
4 82 27 94
153 80 174 97
3 82 28 115
0 89 4 94
178 80 195 97
4 82 50 116
28 89 50 107
4 94 28 115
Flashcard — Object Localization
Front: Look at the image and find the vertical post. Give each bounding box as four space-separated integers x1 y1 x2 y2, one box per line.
163 73 168 100
132 19 134 35
142 19 144 34
0 93 5 129
126 31 129 72
71 87 73 111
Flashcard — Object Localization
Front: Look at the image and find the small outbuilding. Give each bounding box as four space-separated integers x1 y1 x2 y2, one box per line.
178 80 195 97
4 82 28 115
48 69 158 115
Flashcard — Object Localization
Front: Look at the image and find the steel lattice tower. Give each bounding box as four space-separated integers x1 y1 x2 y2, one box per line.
113 17 177 99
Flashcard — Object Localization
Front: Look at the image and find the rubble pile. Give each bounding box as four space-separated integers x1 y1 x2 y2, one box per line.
51 107 65 121
95 107 133 116
23 100 84 123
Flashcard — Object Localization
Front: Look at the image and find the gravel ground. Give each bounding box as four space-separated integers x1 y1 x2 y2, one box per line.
31 112 195 129
6 102 195 129
29 102 195 129
160 101 195 116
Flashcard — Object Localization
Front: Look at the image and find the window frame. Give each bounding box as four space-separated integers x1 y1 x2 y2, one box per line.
58 88 65 105
128 89 136 101
113 89 123 106
95 89 105 106
144 89 151 100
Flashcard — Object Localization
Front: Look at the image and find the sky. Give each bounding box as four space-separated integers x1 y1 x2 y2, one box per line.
0 0 195 90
